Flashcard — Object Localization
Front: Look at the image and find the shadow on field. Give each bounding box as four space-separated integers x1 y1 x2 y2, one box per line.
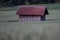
0 19 60 22
7 20 19 22
46 19 60 21
0 20 19 22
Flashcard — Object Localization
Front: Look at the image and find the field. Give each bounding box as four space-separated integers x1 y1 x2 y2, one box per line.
0 3 60 40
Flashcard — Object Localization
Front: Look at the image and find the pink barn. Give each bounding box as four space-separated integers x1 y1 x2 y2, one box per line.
16 5 49 22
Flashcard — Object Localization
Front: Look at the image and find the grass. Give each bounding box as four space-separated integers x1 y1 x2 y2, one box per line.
0 3 60 11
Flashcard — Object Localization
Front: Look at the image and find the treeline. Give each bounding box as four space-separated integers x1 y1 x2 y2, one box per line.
0 0 60 5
